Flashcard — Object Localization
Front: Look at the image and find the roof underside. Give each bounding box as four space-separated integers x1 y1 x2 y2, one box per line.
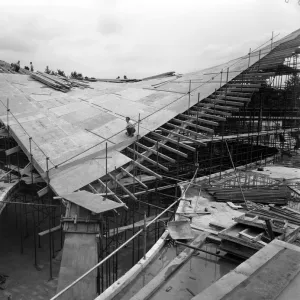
0 28 300 195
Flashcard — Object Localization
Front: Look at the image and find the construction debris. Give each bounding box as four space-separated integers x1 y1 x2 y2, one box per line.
31 71 91 92
218 206 300 259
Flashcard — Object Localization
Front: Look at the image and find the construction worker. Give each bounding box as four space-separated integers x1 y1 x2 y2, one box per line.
30 62 34 72
125 117 136 137
12 61 20 72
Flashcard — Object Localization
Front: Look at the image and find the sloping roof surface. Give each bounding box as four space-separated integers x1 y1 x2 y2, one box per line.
0 28 300 195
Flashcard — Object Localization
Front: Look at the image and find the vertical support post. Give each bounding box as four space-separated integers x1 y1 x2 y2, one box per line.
271 31 274 50
105 142 108 200
143 211 147 259
137 113 141 139
196 93 200 134
46 157 53 280
248 48 251 68
220 70 223 88
29 137 38 268
188 80 191 112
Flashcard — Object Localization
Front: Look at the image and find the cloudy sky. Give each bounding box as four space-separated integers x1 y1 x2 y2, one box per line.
0 0 299 78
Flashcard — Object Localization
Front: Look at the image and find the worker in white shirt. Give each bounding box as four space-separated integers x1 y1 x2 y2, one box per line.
125 117 136 137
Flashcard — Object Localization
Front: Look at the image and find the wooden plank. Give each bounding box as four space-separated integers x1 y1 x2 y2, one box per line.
135 142 176 163
132 161 163 180
130 232 208 300
97 179 128 209
206 97 245 107
61 190 125 213
20 162 33 176
5 145 20 156
172 119 215 134
108 173 137 201
120 184 177 199
120 166 148 189
142 136 188 158
159 127 205 145
126 147 169 172
188 110 226 121
192 106 232 116
227 83 262 88
198 102 240 112
37 186 50 197
166 122 211 137
177 114 219 126
151 131 196 152
38 225 61 236
211 94 251 102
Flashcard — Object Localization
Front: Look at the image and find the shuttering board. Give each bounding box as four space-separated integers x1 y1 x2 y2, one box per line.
0 29 299 196
60 190 124 213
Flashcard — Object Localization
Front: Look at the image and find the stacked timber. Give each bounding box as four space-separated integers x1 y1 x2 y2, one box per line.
31 71 90 92
250 205 300 226
206 186 290 205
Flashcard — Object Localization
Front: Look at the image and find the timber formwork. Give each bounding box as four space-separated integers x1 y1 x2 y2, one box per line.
0 29 300 299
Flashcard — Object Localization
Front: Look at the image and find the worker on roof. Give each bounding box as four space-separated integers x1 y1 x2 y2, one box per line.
30 62 34 72
124 75 127 79
125 117 136 137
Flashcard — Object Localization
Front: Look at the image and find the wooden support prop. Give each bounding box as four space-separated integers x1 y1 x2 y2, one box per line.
178 114 219 126
210 94 251 102
37 186 50 197
132 161 163 180
5 145 20 156
108 173 137 201
240 72 275 77
198 102 239 112
97 179 128 209
227 83 262 88
126 147 169 172
120 184 177 199
174 118 215 133
120 167 148 189
205 97 245 107
135 142 176 163
88 184 98 193
193 106 232 116
20 162 33 176
216 91 253 97
143 136 188 158
39 225 61 236
188 110 226 121
166 122 210 138
158 128 205 146
223 87 260 92
151 131 196 152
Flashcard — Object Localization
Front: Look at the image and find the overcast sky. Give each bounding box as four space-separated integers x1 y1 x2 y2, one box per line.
0 0 299 78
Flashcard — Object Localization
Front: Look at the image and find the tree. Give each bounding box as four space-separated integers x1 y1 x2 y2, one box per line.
57 69 66 77
70 71 83 80
45 66 51 74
